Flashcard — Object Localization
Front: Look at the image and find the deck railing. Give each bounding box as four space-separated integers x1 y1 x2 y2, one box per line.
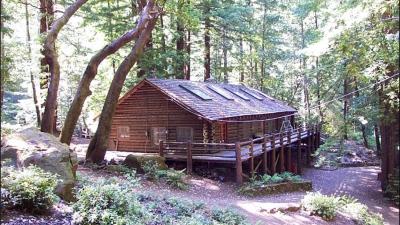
159 124 321 182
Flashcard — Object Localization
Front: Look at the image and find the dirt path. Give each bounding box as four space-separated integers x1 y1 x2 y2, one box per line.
140 166 399 225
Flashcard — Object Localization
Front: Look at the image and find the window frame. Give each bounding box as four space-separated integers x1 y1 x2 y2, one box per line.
117 126 130 139
176 127 194 142
151 127 167 146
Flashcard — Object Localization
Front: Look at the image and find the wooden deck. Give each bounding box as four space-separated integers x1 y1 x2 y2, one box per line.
159 125 321 183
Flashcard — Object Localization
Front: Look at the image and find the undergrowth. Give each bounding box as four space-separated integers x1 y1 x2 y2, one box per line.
302 192 384 224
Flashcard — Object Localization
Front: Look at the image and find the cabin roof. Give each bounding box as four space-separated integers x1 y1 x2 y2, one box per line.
120 78 297 121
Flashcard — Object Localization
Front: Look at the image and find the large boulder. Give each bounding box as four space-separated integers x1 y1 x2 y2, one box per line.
1 128 78 201
123 154 167 173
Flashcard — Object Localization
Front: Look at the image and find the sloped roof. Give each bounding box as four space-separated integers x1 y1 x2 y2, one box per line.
133 78 297 121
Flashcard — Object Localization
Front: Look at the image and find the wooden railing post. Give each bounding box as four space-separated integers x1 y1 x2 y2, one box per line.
297 128 302 174
262 135 268 174
280 133 285 172
287 130 292 173
159 140 164 157
187 141 192 174
271 134 276 174
235 142 243 184
250 139 254 178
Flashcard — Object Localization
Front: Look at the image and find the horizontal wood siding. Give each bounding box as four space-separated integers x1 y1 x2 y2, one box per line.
109 82 203 152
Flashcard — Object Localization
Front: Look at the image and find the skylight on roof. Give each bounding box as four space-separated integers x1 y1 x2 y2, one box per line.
224 88 250 101
207 85 234 100
179 84 212 101
240 88 263 101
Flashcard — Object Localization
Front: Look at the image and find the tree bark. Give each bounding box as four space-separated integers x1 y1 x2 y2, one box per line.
86 2 160 163
40 0 88 134
203 3 211 81
300 20 311 122
39 0 53 107
25 0 41 127
343 76 349 140
374 124 381 156
176 0 185 79
314 10 324 123
239 37 244 83
184 29 191 80
222 28 228 82
60 0 158 145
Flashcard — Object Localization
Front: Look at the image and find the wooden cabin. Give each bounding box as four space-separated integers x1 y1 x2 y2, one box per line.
108 78 297 152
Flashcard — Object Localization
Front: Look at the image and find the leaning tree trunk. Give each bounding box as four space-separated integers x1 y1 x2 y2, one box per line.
86 3 160 163
60 0 158 145
40 0 88 134
25 0 41 127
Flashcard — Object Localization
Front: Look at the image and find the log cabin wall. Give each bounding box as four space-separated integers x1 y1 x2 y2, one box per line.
108 82 204 152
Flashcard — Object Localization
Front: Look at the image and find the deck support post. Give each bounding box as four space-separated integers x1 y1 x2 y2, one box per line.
287 130 292 173
235 142 243 184
262 135 268 174
271 134 276 174
159 140 164 157
186 141 193 174
280 133 285 172
297 128 302 174
250 139 255 178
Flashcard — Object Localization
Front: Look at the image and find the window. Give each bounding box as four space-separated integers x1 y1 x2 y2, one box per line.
207 85 234 100
151 127 167 145
224 88 250 101
117 126 130 139
179 84 212 100
240 88 263 100
176 127 194 142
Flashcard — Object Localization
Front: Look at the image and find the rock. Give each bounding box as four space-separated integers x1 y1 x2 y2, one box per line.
123 154 167 173
1 128 78 202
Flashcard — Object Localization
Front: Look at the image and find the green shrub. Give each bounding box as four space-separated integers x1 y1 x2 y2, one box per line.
270 174 284 183
211 209 248 225
157 169 188 190
1 165 59 213
341 202 383 225
72 180 147 225
301 192 338 220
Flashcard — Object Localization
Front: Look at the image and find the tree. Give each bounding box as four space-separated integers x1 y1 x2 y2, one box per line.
25 0 41 127
86 0 161 163
40 0 88 134
60 0 162 145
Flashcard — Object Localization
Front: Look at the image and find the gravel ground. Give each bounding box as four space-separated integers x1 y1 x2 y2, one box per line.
140 166 399 225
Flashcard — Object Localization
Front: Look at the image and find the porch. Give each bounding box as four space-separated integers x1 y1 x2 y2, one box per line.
159 125 321 184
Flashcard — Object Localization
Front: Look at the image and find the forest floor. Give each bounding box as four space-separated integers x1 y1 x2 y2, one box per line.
2 138 399 225
133 166 398 225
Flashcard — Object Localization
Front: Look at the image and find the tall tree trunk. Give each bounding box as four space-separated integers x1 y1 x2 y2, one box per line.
300 20 311 122
354 79 369 148
86 6 160 163
39 0 54 109
25 0 41 127
203 3 211 81
374 124 381 156
184 29 191 80
222 28 228 82
176 1 185 79
239 37 244 83
260 3 266 90
0 0 5 109
343 76 349 140
60 1 158 145
314 10 323 123
40 0 88 134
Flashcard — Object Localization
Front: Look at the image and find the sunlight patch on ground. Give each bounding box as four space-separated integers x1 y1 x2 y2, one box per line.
189 179 220 191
